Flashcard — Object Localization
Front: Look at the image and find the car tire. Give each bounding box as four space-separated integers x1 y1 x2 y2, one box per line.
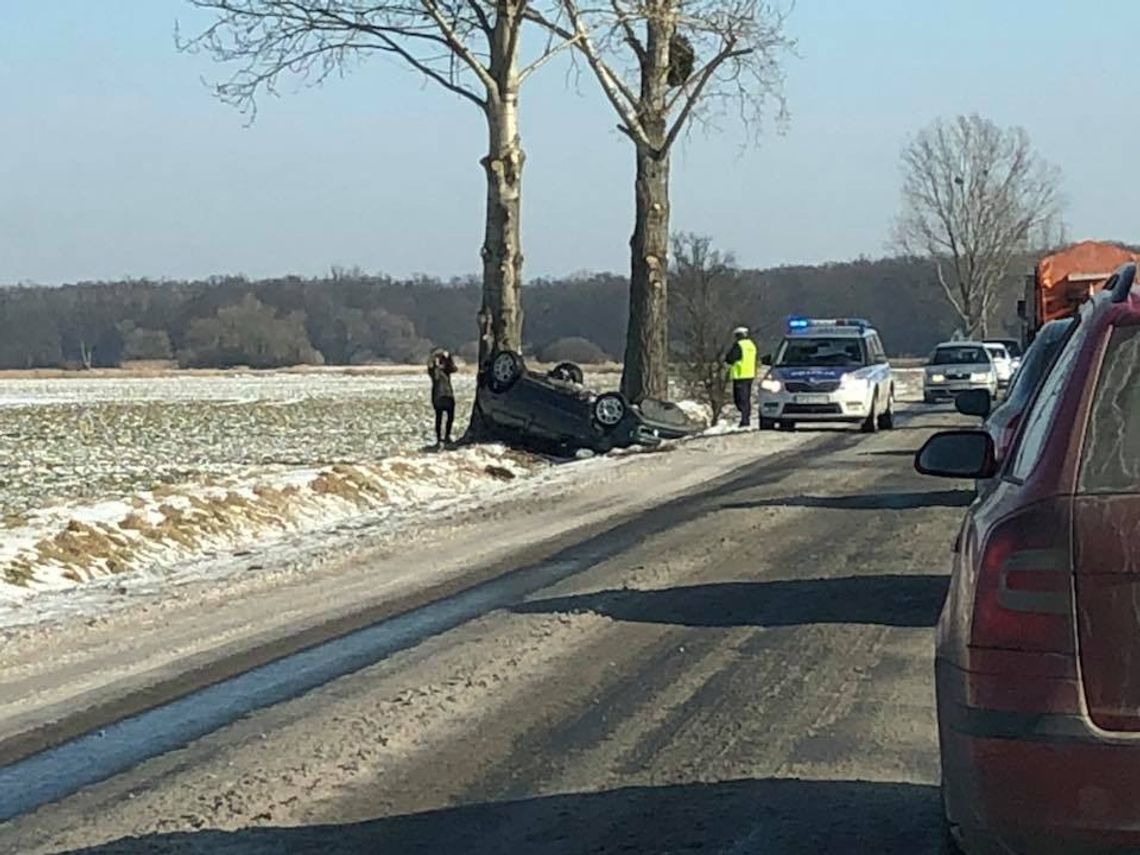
861 394 879 433
489 351 524 393
759 418 776 431
877 387 895 430
548 362 584 385
592 392 627 431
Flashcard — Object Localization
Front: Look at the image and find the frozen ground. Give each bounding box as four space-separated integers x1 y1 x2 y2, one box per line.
0 404 957 855
0 367 666 624
0 368 926 628
0 372 479 518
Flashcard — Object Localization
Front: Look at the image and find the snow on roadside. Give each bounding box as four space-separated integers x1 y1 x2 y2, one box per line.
0 446 541 606
893 368 925 402
0 405 818 631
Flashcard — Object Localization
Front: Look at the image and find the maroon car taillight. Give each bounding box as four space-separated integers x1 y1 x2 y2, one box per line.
971 500 1074 654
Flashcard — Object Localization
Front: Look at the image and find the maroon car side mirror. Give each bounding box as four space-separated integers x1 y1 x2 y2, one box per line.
915 430 998 480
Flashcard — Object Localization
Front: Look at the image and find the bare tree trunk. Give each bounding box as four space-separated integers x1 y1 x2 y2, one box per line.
621 8 671 404
468 5 525 439
622 138 670 402
477 101 524 367
476 10 525 371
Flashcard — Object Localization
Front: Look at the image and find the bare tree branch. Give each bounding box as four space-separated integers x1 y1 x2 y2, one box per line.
935 260 967 323
181 0 574 111
418 0 498 90
180 0 576 388
610 0 646 61
549 0 645 142
466 0 494 34
662 41 749 151
519 29 582 81
526 0 792 155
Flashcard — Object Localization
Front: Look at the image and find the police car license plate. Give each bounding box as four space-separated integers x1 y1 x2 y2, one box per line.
795 394 830 404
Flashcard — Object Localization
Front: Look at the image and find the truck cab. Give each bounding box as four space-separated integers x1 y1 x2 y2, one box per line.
1020 240 1140 347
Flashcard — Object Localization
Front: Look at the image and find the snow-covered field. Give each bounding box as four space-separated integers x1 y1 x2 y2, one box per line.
0 372 480 518
0 372 523 605
0 368 925 622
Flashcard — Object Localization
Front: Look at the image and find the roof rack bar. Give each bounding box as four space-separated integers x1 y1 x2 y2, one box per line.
1110 263 1137 303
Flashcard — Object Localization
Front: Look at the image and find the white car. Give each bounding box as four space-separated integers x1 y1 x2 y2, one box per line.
983 342 1014 388
757 318 895 432
923 342 999 404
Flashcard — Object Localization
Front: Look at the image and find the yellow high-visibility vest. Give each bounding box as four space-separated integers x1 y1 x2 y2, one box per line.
731 338 758 380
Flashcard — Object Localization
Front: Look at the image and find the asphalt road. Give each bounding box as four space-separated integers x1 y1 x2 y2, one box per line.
0 409 967 855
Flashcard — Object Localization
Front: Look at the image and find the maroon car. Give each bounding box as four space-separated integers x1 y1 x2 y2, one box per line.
916 262 1140 853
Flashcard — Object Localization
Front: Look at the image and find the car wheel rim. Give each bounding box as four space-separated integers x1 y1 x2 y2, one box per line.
596 398 624 426
492 355 516 384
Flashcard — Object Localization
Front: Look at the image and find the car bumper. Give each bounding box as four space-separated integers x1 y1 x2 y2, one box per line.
938 658 1140 852
758 391 871 422
924 382 994 400
632 421 699 444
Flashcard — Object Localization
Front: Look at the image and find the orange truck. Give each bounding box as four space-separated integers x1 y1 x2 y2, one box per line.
1019 240 1140 345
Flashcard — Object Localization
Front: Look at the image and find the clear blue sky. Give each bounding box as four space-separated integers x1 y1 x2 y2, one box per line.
1 0 1136 285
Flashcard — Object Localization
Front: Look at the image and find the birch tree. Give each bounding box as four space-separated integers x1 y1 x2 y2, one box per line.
895 113 1062 338
181 0 570 374
528 0 792 401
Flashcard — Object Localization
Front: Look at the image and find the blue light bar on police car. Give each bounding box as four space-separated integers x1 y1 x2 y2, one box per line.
786 317 871 332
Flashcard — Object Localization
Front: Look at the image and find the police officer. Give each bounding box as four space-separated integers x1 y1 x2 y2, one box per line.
725 326 758 428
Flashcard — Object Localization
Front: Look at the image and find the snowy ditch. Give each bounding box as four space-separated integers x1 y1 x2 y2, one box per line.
0 445 541 604
0 368 926 619
0 370 692 615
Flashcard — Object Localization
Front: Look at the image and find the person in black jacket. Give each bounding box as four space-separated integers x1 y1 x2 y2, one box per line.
427 349 457 448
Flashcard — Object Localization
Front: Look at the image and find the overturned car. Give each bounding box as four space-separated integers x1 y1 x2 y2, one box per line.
473 351 701 456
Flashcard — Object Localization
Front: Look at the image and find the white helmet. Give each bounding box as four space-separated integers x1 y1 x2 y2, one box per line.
733 326 749 337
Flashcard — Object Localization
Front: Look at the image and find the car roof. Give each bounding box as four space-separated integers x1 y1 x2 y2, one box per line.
934 341 987 348
786 327 870 339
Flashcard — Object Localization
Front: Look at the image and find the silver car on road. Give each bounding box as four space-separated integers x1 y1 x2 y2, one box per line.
922 342 999 404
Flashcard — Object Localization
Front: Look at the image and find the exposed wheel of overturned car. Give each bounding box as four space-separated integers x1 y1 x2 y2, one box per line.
547 362 585 385
592 392 628 430
489 351 524 393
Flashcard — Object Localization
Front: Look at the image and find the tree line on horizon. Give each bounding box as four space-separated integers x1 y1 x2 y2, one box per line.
0 252 1033 373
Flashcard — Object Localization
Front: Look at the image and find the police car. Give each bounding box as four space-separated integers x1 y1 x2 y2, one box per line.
757 318 895 432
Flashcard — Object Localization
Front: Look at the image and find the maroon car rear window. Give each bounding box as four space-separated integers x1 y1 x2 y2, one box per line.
1079 326 1140 493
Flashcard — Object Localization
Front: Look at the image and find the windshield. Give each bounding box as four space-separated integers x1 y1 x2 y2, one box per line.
931 346 988 365
775 337 866 367
985 345 1007 360
997 340 1023 358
